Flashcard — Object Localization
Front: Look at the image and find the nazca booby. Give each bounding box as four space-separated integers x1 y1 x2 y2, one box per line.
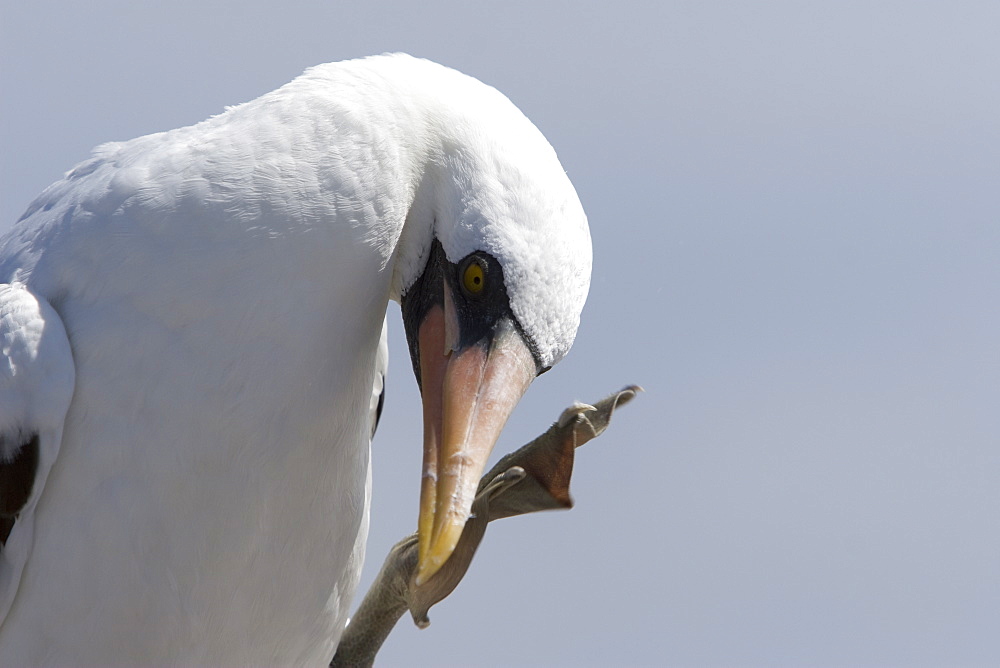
0 54 591 665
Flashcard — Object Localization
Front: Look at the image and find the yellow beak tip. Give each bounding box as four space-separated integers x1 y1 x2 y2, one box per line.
415 553 446 586
415 522 466 586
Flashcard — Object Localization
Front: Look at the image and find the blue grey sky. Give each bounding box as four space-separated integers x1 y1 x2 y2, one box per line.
2 2 999 666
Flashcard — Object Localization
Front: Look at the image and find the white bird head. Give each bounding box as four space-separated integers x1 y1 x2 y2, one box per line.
373 55 593 583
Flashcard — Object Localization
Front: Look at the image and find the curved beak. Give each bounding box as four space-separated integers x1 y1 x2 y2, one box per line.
414 284 536 584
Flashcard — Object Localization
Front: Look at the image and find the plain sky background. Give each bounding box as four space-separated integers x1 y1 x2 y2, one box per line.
2 2 999 666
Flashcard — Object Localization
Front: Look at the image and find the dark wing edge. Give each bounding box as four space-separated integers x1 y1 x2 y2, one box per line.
0 433 40 545
369 317 389 441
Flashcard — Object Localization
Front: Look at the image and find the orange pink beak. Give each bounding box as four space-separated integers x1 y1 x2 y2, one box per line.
413 282 535 584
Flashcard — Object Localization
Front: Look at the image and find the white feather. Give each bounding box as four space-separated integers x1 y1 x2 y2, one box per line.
0 283 75 632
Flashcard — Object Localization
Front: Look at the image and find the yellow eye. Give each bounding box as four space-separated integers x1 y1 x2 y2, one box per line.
462 260 486 296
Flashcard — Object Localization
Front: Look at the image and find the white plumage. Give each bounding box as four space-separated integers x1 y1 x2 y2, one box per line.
0 54 590 665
